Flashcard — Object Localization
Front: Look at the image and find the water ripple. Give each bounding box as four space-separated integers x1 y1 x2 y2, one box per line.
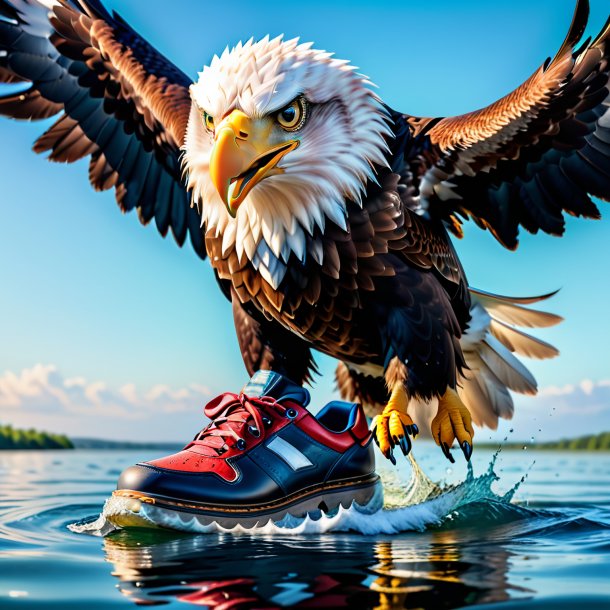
1 447 609 608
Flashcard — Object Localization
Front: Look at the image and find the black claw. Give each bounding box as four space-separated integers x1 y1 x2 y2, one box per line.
399 434 411 456
412 424 419 437
442 442 455 463
400 423 413 456
461 441 472 461
388 450 397 466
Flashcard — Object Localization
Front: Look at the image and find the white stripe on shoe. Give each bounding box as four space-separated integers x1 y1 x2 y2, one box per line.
266 436 313 471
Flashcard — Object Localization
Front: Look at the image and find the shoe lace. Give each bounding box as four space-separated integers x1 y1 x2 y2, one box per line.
185 392 289 456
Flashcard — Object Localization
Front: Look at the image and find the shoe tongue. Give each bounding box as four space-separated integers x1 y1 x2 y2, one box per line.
242 370 310 407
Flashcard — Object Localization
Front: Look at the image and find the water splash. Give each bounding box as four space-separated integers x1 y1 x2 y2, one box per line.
70 449 528 537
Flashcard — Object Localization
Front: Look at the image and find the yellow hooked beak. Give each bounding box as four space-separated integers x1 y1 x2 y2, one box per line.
209 109 299 216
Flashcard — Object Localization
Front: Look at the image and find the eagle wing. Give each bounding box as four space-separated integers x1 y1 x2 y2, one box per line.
0 0 204 257
406 0 610 249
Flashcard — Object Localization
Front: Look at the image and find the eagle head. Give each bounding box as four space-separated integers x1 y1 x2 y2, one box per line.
183 36 392 288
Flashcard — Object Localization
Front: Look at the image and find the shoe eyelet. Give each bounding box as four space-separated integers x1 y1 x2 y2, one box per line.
236 439 247 451
262 416 272 427
248 425 261 438
286 408 298 419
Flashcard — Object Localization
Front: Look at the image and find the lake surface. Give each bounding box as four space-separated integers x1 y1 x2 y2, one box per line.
0 445 609 609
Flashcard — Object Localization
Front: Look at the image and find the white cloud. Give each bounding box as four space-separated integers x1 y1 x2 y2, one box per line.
533 378 610 415
535 378 610 406
1 365 608 443
504 377 610 441
0 364 68 410
0 364 214 420
538 383 576 397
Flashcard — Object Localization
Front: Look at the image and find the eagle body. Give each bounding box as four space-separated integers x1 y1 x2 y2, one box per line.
207 114 470 403
1 0 609 438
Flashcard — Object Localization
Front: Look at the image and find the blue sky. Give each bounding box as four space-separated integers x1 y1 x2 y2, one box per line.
0 0 609 442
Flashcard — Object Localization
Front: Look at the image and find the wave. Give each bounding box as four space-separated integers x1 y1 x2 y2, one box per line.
70 450 542 536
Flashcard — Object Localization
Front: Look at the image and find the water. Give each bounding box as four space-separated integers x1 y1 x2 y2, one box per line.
1 446 609 609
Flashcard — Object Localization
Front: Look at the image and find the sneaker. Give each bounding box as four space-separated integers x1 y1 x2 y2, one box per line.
107 371 381 530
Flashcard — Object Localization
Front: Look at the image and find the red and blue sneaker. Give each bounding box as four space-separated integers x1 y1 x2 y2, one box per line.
107 371 381 530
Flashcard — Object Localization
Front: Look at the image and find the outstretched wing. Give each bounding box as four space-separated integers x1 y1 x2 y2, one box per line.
0 0 205 257
405 0 610 249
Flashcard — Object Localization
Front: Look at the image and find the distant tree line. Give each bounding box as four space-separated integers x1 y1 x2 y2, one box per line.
0 424 73 450
479 431 610 451
537 431 610 451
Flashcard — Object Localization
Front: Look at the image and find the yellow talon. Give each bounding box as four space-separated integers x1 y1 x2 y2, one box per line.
372 383 419 463
431 387 474 463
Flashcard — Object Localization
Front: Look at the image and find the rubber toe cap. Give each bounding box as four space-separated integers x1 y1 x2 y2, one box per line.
116 464 161 494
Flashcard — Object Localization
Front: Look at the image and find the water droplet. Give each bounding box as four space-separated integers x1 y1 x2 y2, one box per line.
509 428 514 433
522 445 527 450
445 467 453 475
530 436 535 443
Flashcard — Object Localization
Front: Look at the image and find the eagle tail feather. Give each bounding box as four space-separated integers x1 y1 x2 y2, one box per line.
457 289 561 430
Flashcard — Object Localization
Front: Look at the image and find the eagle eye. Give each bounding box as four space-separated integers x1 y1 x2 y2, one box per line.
276 97 307 131
202 111 215 132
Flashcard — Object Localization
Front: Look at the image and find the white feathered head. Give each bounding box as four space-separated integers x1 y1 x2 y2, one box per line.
183 36 392 288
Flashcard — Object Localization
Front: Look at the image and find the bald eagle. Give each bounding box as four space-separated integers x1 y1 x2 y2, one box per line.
1 0 608 463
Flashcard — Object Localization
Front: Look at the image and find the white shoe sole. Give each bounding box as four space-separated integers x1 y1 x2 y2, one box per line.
105 473 383 531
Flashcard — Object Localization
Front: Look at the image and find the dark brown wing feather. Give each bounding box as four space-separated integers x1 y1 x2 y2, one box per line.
335 362 388 414
0 0 204 257
231 287 319 386
407 0 610 249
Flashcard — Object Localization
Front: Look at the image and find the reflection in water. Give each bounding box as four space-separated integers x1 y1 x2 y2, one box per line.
2 450 609 607
104 528 524 609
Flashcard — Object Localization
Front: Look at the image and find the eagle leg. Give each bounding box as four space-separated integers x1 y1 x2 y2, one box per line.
371 360 419 464
431 388 474 463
